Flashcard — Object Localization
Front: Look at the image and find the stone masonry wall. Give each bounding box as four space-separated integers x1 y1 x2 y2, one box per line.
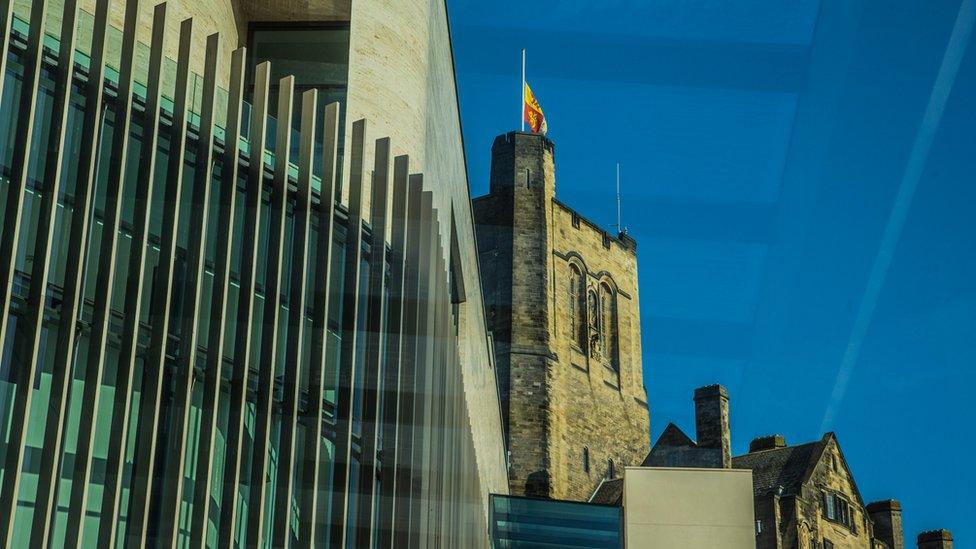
549 200 650 501
474 133 557 497
474 131 650 501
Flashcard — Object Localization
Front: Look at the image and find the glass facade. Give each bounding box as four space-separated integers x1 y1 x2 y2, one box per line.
0 2 490 547
489 494 622 549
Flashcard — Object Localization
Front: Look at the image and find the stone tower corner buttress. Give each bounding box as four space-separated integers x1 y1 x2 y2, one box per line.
476 131 558 498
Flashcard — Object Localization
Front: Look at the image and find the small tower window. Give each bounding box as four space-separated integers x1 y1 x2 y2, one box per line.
583 447 590 473
569 265 585 348
606 459 615 479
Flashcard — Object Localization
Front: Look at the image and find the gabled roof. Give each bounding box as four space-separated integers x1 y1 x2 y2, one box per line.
589 478 624 505
654 422 697 449
731 432 864 505
643 423 697 466
732 435 829 497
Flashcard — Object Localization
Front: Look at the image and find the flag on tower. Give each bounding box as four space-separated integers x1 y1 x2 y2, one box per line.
523 82 548 135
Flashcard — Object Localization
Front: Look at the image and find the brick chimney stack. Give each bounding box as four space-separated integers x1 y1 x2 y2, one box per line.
693 385 731 468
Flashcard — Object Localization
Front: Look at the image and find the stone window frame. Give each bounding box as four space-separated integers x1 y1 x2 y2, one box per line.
820 490 857 533
568 262 586 350
597 278 619 371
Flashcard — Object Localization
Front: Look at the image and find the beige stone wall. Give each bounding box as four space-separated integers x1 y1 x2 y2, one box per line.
344 0 510 516
549 200 650 500
623 467 756 548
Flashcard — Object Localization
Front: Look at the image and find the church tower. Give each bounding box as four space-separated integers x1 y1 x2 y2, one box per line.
473 132 650 501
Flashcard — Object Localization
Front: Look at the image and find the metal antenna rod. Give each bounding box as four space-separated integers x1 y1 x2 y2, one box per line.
616 162 622 233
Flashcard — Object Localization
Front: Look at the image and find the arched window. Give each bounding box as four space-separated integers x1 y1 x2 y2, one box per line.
583 447 590 473
599 283 617 369
569 265 585 348
607 459 615 479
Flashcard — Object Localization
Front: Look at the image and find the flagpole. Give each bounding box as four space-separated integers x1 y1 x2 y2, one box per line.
521 49 526 132
616 163 622 233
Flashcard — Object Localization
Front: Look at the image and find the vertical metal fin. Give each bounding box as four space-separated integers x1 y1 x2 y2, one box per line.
354 137 393 547
328 117 368 548
64 0 143 544
245 73 294 547
191 44 246 549
377 155 411 549
0 0 15 104
298 101 341 546
37 0 112 541
217 59 270 548
26 0 87 543
126 14 194 546
95 4 169 545
0 0 51 537
272 87 318 548
156 30 220 547
408 188 435 548
392 176 424 548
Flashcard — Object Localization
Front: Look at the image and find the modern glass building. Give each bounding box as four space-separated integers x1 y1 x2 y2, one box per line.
489 494 622 549
0 0 507 546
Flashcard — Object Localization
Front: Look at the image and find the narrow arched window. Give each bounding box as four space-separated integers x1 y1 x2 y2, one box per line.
599 283 618 369
583 447 590 473
607 459 615 479
569 266 585 347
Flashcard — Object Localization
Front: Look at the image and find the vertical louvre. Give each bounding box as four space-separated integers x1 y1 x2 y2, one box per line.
24 0 83 543
354 136 393 547
246 73 294 547
377 154 410 548
97 4 169 545
126 14 194 545
0 0 75 545
64 0 142 543
156 30 221 546
409 190 436 548
218 59 270 548
328 117 368 548
0 4 490 545
0 0 46 363
393 176 424 548
34 0 111 541
298 101 341 546
272 88 318 547
0 0 50 537
190 44 247 549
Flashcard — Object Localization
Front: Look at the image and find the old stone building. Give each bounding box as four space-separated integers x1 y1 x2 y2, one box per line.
472 131 651 501
639 385 954 549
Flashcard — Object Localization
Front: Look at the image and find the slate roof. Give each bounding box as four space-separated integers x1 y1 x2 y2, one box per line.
731 436 829 497
589 478 624 505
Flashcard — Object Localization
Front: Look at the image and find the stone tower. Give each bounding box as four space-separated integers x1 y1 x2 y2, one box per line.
868 500 905 549
473 132 650 501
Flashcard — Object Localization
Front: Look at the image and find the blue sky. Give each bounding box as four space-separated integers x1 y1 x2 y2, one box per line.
449 0 975 542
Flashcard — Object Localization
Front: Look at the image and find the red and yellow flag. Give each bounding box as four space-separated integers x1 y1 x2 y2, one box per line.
523 83 548 134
